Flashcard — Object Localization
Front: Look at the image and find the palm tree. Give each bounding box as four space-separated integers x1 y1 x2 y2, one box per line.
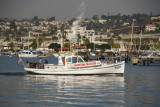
82 36 90 52
77 34 81 46
61 30 67 47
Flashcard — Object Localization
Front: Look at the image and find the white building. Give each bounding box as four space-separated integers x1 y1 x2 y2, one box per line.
57 27 95 44
145 24 157 32
99 19 107 24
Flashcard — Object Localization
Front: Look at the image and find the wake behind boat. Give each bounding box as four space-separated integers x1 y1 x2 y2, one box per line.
24 54 125 75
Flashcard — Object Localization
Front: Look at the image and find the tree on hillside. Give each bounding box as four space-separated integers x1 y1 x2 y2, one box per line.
92 15 99 20
107 38 114 47
82 36 90 52
48 43 61 52
47 16 55 21
77 34 81 45
30 39 37 50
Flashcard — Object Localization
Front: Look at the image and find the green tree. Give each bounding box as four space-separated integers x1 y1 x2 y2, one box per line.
64 43 70 49
48 43 61 52
82 36 90 47
155 44 160 49
87 43 94 51
52 36 58 43
82 36 90 52
108 38 114 47
77 34 81 45
30 39 37 50
100 44 111 50
61 30 67 46
113 43 120 48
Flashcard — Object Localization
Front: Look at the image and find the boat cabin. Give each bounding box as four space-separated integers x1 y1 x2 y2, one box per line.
44 55 102 70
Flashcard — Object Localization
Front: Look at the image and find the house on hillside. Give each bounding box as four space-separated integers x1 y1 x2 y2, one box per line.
145 24 157 32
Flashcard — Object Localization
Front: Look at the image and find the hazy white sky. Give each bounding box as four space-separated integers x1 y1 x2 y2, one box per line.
0 0 160 20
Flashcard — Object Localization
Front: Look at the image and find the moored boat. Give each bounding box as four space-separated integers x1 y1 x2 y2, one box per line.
24 54 125 75
18 50 38 58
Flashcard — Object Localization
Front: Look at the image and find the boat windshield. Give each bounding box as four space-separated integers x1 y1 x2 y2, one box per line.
66 56 84 64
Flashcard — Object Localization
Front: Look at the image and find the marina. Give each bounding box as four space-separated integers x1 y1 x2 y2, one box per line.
0 56 160 106
0 0 160 106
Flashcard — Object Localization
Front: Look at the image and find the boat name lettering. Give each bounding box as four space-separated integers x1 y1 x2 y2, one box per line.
74 63 85 66
86 62 96 65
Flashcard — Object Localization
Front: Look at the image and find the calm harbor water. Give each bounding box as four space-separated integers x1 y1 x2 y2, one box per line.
0 56 160 107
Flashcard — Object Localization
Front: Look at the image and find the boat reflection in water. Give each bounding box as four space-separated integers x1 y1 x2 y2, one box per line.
24 75 125 106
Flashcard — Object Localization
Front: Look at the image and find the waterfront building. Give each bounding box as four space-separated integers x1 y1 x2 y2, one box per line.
57 26 95 44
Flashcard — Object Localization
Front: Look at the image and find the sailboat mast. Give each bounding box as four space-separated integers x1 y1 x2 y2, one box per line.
28 31 30 50
139 30 142 52
130 22 134 51
61 34 62 52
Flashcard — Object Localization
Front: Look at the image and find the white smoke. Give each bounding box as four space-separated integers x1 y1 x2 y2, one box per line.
71 2 86 39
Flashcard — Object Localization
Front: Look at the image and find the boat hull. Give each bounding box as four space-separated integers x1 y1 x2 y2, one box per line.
25 61 125 75
18 54 38 57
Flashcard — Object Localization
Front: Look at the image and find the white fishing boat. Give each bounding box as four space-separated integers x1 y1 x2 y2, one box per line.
18 50 37 57
24 54 125 75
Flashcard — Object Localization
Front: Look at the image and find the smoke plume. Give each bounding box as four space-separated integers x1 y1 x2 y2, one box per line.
71 2 86 39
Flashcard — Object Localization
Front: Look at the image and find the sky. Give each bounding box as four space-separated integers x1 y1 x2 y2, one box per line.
0 0 160 20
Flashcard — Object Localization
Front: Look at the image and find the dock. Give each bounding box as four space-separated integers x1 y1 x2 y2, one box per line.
131 56 160 66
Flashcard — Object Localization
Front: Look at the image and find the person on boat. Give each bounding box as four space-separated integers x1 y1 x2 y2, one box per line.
44 60 48 64
39 58 42 63
39 58 42 69
25 61 29 68
36 62 40 69
29 62 34 68
101 55 105 60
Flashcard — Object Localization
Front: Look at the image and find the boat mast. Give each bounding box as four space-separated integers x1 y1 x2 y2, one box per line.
139 30 142 52
28 31 30 50
37 34 39 54
61 34 62 52
130 22 134 52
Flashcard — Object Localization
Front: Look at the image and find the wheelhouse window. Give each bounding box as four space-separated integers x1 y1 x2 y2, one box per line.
78 57 83 62
66 57 72 63
72 57 77 63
